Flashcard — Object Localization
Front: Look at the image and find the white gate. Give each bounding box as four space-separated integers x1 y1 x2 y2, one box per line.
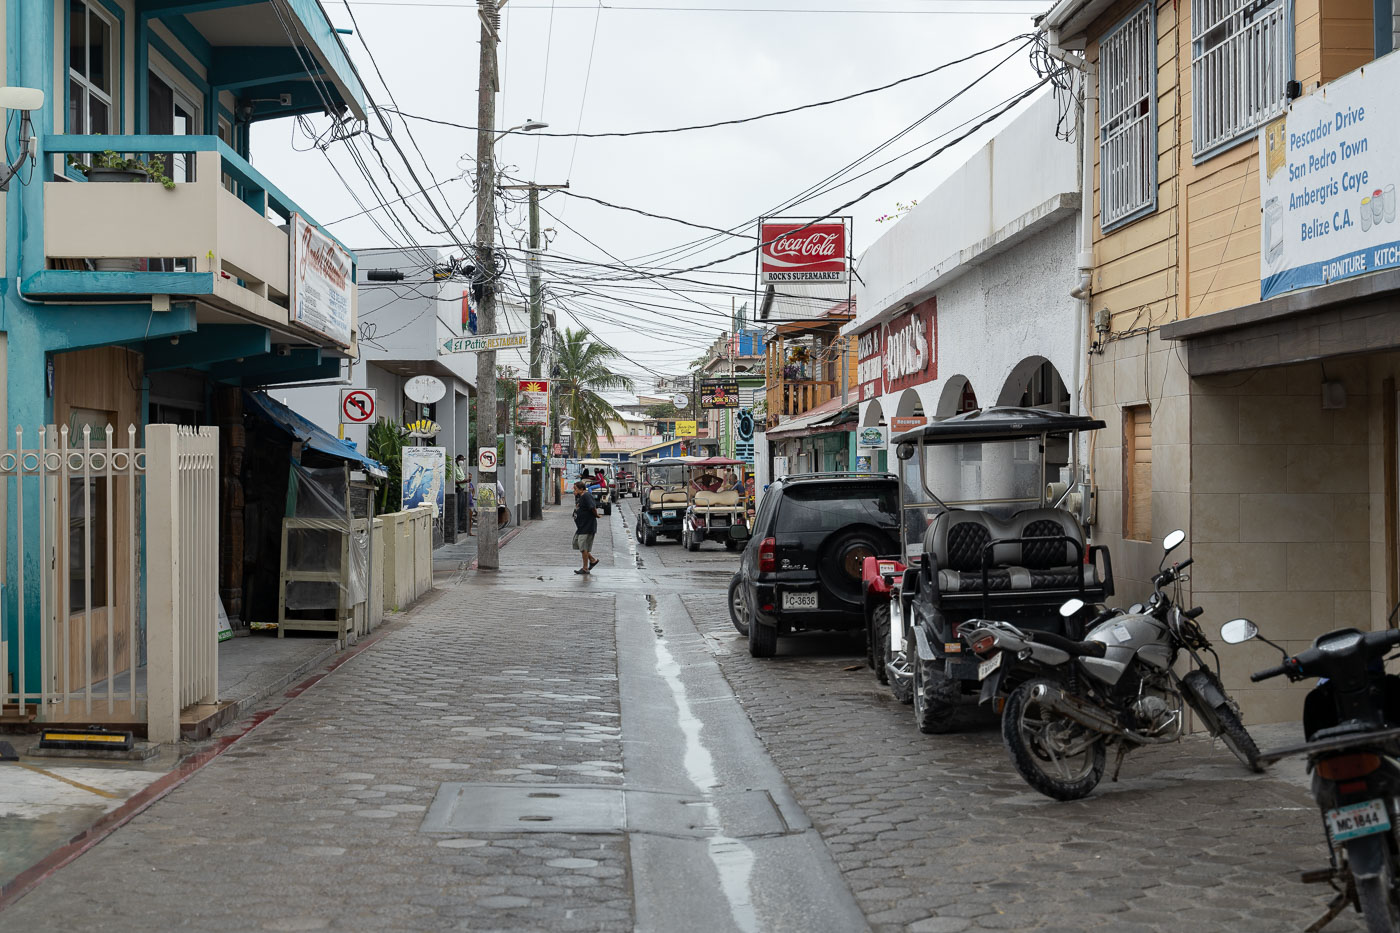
0 423 219 743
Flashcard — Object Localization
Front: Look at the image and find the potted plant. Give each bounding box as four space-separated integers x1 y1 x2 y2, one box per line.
67 150 176 189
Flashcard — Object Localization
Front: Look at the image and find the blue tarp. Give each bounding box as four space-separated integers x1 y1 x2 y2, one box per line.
244 391 388 479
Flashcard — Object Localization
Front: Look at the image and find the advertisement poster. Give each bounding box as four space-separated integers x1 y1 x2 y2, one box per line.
290 214 353 347
858 426 887 448
676 420 698 437
701 380 740 409
401 446 446 516
517 379 550 425
759 219 848 285
1260 53 1400 299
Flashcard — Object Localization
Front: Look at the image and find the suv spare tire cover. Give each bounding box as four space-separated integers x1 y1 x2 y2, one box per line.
820 526 896 601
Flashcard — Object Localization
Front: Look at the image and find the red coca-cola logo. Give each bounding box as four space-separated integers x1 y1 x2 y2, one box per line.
760 221 847 278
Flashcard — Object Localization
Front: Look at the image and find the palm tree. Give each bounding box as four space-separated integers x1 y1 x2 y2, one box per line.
554 327 635 456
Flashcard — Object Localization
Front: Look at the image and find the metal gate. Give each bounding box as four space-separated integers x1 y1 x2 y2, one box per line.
0 423 219 742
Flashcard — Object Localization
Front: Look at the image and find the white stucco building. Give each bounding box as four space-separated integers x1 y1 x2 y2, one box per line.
850 93 1084 468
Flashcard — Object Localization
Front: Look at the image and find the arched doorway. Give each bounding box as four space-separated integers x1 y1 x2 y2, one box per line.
895 388 926 419
998 357 1070 412
861 398 884 427
935 375 979 418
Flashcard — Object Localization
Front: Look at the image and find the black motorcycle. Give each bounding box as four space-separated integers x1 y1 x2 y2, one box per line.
1236 621 1400 932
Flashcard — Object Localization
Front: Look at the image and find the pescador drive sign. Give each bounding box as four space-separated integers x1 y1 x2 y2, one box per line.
759 220 847 284
1260 51 1400 299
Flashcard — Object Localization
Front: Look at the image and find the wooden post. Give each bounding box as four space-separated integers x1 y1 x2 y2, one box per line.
1385 378 1396 623
145 425 181 744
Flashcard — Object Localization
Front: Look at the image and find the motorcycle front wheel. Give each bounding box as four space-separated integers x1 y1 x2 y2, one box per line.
1002 678 1106 801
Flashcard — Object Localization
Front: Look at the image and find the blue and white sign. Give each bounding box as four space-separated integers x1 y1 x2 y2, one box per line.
1260 54 1400 300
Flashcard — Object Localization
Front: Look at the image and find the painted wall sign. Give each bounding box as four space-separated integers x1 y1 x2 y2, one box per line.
1260 52 1400 299
401 446 446 516
759 219 848 284
290 214 353 348
517 379 550 425
890 415 928 434
882 300 938 394
856 327 883 401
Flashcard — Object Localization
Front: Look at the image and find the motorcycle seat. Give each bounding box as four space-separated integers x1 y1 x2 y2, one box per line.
1027 630 1108 659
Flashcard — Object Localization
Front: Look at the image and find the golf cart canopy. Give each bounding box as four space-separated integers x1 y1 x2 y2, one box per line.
893 407 1105 444
693 456 745 467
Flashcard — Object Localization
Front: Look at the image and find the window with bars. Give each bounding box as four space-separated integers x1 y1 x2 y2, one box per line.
1191 0 1289 159
68 0 115 135
1100 4 1158 231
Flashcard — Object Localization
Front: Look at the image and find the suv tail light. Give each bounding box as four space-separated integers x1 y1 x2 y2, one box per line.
758 537 776 573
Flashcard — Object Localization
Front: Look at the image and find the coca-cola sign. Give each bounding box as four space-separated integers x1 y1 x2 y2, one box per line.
759 220 847 284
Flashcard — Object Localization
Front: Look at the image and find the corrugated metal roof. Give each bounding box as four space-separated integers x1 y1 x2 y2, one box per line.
759 282 853 322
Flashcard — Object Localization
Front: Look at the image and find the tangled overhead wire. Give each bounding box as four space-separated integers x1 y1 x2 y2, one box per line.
1028 31 1082 143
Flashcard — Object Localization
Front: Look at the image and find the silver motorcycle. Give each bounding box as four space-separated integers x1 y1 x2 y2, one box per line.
960 529 1262 800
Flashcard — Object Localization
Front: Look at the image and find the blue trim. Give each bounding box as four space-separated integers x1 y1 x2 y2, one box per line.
147 32 209 94
63 0 128 178
1376 0 1394 57
140 323 270 371
42 302 198 352
210 47 325 91
23 270 216 296
160 14 212 65
1261 238 1400 300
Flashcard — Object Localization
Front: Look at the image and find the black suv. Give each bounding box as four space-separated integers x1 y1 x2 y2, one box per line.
728 473 900 658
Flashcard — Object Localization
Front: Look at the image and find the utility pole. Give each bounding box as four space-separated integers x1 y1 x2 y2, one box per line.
473 0 502 570
502 181 568 522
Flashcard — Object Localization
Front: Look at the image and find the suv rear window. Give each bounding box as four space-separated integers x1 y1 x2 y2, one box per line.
774 483 898 535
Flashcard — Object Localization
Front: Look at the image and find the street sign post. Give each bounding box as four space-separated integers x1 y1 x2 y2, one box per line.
440 333 528 355
340 389 376 425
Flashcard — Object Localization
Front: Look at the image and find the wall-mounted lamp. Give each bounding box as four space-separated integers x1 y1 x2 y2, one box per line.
0 86 44 191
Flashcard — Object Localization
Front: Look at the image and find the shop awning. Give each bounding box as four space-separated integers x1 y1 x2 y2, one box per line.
764 398 857 440
244 391 388 479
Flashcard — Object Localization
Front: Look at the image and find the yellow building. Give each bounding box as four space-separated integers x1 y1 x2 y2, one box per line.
1043 0 1400 722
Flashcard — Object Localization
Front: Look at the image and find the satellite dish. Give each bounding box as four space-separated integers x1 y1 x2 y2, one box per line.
670 394 688 407
405 374 447 404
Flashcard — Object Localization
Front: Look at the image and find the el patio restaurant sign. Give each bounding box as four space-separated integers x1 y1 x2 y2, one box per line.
1260 52 1400 299
290 214 353 348
759 219 847 285
856 299 938 400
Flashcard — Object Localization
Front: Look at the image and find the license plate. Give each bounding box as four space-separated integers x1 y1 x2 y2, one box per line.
782 590 818 610
1326 799 1391 843
662 510 676 518
978 652 1002 681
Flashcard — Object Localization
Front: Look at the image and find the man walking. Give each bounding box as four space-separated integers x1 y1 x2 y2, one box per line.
572 479 600 575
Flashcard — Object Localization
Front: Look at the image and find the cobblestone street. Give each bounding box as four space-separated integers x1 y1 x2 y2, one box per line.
0 498 1372 932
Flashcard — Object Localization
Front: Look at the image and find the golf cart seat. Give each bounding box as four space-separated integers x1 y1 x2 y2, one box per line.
649 488 690 508
924 508 1100 594
692 490 740 511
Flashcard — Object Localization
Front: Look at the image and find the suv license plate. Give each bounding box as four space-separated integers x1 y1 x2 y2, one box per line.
662 510 676 518
978 652 1002 680
1326 800 1391 843
782 591 818 610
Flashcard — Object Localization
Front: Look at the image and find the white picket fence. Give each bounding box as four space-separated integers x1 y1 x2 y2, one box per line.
0 423 219 743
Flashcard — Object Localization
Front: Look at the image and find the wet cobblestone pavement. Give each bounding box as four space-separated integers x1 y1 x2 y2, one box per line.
0 497 1373 932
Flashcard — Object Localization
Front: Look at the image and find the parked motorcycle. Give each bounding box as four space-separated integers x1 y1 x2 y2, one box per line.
961 529 1262 800
1237 619 1400 932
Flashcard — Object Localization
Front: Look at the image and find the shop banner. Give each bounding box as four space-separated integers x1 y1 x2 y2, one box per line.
1260 53 1400 300
517 379 549 425
701 379 740 409
856 327 883 401
290 214 353 347
676 420 698 437
759 219 847 284
402 446 446 516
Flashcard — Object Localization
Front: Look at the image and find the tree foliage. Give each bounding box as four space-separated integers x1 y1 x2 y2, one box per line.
554 327 635 456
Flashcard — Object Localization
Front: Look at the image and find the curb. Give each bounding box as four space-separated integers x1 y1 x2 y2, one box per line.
181 641 341 740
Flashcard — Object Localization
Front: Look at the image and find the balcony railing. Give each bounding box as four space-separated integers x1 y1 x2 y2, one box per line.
767 379 839 423
31 135 355 341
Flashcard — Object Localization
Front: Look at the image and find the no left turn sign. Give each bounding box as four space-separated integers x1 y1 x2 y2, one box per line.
340 389 376 425
478 448 498 473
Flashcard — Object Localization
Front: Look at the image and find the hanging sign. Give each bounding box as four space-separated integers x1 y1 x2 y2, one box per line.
405 375 446 404
401 446 446 515
701 379 740 409
856 327 883 401
676 420 698 437
669 393 689 407
735 409 755 465
290 213 353 347
759 219 848 285
858 426 887 448
890 416 928 434
440 333 528 355
1260 53 1400 299
340 388 376 425
517 379 550 426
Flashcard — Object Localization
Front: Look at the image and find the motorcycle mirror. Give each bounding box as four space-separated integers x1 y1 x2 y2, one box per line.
1163 529 1186 554
1059 598 1085 618
896 442 915 461
1219 618 1258 644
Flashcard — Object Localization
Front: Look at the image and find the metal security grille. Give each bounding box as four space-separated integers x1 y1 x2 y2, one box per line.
1192 0 1288 158
1100 4 1157 230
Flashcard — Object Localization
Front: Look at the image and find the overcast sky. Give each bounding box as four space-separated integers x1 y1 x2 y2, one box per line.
256 0 1049 395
